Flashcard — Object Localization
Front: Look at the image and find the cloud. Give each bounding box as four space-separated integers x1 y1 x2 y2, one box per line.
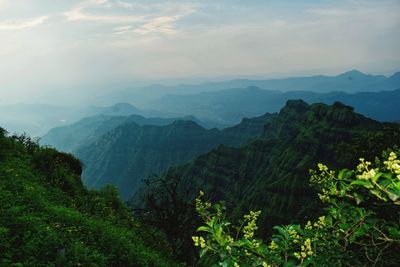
114 16 179 35
0 16 49 31
65 0 195 35
63 0 195 37
306 8 350 16
64 8 143 24
64 0 144 23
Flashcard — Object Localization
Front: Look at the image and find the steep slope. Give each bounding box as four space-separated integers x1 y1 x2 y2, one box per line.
76 113 275 200
147 87 400 126
41 113 205 153
134 101 400 236
0 128 179 266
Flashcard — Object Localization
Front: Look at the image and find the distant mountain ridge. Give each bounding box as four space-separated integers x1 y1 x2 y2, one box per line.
75 112 276 199
3 70 399 136
99 70 400 107
41 113 205 153
0 102 178 137
146 88 400 126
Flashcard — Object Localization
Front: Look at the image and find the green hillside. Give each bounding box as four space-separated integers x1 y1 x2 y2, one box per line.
0 128 179 266
76 113 275 200
132 100 400 262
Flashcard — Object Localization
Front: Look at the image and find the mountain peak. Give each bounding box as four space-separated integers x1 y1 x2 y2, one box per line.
110 102 138 111
337 69 368 79
283 99 309 112
245 86 263 91
389 71 400 79
170 120 204 130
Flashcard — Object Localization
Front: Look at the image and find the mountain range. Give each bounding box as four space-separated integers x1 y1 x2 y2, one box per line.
146 87 400 126
40 114 204 153
2 70 399 136
74 113 275 199
131 100 400 257
98 70 400 107
0 102 179 137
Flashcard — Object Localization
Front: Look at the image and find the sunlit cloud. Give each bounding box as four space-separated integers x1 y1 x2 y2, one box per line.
0 16 49 31
64 0 144 23
64 0 195 36
64 8 144 24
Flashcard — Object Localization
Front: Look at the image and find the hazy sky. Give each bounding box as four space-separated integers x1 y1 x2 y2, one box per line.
0 0 399 104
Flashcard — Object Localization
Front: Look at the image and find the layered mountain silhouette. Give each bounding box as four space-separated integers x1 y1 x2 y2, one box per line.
41 114 205 153
3 70 399 136
146 88 400 126
0 102 177 137
99 70 400 106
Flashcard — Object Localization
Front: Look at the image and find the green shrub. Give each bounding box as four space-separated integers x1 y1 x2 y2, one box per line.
193 149 400 266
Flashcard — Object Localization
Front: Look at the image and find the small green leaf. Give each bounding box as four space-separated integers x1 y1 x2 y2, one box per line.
197 226 213 233
371 172 382 183
199 248 208 258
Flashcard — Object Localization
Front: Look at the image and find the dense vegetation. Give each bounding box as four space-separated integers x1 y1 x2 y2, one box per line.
0 128 179 266
132 100 400 264
75 113 275 199
193 149 400 266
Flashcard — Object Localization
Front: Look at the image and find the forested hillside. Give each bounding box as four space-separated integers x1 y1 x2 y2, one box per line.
76 113 275 199
0 128 179 266
132 101 400 262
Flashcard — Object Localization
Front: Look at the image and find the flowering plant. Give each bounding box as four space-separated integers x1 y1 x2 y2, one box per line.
193 150 400 266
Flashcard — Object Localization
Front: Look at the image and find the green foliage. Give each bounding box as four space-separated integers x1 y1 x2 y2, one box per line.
0 128 179 266
193 150 400 266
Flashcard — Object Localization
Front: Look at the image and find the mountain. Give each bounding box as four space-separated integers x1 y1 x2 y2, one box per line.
0 102 179 137
40 115 128 153
76 113 275 200
131 101 400 243
97 70 400 107
41 114 206 153
0 127 179 266
146 87 400 126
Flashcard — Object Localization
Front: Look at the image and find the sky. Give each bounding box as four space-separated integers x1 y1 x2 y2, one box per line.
0 0 399 104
